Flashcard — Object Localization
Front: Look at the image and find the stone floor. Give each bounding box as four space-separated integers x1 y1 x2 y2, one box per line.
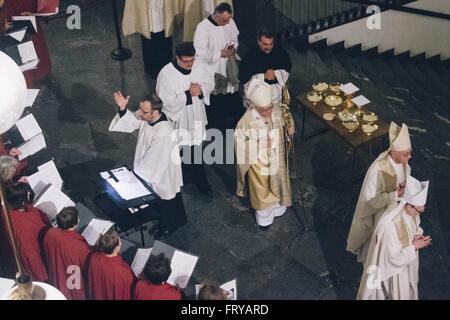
9 1 450 299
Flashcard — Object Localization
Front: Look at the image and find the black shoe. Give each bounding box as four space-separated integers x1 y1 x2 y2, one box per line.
259 225 271 231
154 230 173 241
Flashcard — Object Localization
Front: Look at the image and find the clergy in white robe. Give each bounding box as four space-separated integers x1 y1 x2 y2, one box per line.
156 42 214 194
193 2 243 128
347 122 413 263
122 0 179 79
240 29 292 108
109 92 187 239
357 176 431 300
235 79 294 229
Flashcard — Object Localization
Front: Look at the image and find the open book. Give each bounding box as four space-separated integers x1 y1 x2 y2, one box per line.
101 167 152 201
80 218 114 246
12 114 46 160
150 241 199 289
195 279 237 300
26 89 40 107
12 16 37 34
33 184 75 226
3 41 40 72
28 160 63 195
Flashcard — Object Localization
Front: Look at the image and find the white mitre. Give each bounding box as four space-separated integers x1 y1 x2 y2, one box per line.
247 79 272 108
403 176 429 206
389 122 411 152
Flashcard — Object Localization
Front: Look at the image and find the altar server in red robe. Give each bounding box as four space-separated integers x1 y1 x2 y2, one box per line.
86 230 136 300
2 182 50 282
43 207 91 300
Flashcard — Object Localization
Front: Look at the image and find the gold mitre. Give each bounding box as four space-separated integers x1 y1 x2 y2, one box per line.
389 122 411 152
248 79 272 108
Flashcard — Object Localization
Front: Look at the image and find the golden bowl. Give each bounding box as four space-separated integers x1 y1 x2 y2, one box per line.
325 95 343 109
362 112 379 125
329 82 342 94
343 120 359 133
323 113 336 121
307 91 323 104
361 123 379 136
312 82 329 92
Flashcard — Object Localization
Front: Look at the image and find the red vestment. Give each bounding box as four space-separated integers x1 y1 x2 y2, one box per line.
3 207 50 282
134 281 182 300
86 253 136 300
43 228 91 300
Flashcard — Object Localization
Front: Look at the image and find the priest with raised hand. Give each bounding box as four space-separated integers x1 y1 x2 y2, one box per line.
109 93 186 240
357 176 431 300
235 79 294 230
239 28 292 108
347 122 412 263
156 42 214 195
86 230 136 300
43 207 92 300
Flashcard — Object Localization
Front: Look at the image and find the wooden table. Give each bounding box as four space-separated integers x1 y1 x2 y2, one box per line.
296 93 390 177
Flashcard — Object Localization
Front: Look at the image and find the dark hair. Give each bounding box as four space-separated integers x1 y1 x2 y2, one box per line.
56 207 79 230
257 28 275 41
96 230 120 254
5 182 34 210
140 94 163 113
175 42 196 58
198 282 229 300
144 253 172 285
214 2 233 15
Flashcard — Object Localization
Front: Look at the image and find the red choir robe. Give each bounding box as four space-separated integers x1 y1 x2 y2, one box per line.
43 228 91 300
0 0 52 86
3 206 50 282
0 135 28 178
86 253 136 300
134 281 182 300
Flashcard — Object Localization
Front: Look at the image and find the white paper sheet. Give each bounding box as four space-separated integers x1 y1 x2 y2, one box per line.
167 250 198 289
16 114 42 141
7 28 26 42
19 59 39 72
352 95 371 107
340 82 360 95
131 248 153 278
81 219 114 246
17 41 38 63
0 278 15 298
106 167 151 200
12 16 37 33
18 133 46 160
26 89 40 107
33 184 75 224
28 160 63 195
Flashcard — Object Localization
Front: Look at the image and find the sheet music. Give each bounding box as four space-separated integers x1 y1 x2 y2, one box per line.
19 58 39 72
33 184 75 224
0 278 15 298
17 41 38 63
167 250 198 289
352 95 371 107
195 279 237 300
26 89 40 107
16 114 42 141
340 82 360 95
81 219 114 246
131 248 153 278
18 133 46 160
12 16 37 33
105 167 151 200
28 160 63 195
7 28 27 42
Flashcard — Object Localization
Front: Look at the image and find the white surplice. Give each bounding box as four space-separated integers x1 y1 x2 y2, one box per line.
156 60 214 146
109 110 183 200
357 201 422 300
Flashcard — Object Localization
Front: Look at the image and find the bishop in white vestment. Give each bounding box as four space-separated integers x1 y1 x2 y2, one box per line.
109 92 186 239
347 122 413 263
358 176 431 300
